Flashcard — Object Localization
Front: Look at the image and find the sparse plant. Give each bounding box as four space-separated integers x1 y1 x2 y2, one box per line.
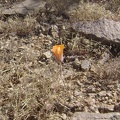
68 2 113 21
104 0 120 13
46 0 80 14
0 15 36 37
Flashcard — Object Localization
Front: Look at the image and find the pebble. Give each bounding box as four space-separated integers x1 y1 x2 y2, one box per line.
90 65 97 73
74 90 80 96
98 91 107 97
108 99 113 103
61 113 67 120
43 51 52 59
81 60 91 71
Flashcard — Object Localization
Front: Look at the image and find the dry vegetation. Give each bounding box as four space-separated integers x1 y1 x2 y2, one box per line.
0 0 120 120
68 2 112 21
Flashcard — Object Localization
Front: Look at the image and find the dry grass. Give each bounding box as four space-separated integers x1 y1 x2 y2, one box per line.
46 0 120 21
100 56 120 80
68 2 112 21
104 0 120 13
46 0 79 13
0 16 36 37
0 35 75 119
0 34 119 119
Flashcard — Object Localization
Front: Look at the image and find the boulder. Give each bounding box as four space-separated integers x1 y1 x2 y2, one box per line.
0 0 46 15
72 18 120 45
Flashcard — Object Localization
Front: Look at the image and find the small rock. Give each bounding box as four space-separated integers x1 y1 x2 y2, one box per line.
81 60 91 71
43 51 52 59
74 90 80 96
46 35 53 40
108 99 113 103
86 86 96 93
98 91 107 97
90 65 97 73
50 25 59 38
87 97 96 105
73 58 81 70
39 33 45 38
61 113 67 120
38 51 52 63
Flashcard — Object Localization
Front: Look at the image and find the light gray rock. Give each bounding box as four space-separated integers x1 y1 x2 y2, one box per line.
98 91 107 97
71 112 120 120
0 0 46 15
81 60 91 71
43 51 52 59
72 18 120 45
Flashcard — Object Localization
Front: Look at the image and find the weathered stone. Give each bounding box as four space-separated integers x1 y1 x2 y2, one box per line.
81 60 91 71
71 112 120 120
98 91 107 97
90 65 97 73
72 18 120 45
0 0 46 15
61 113 67 120
43 51 52 59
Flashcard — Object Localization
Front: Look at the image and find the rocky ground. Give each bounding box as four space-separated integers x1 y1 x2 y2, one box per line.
0 0 120 120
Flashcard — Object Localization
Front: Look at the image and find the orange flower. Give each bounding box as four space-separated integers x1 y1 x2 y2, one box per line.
51 44 64 63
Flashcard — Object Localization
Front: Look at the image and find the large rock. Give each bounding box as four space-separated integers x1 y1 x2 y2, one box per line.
72 18 120 45
71 112 120 120
0 0 46 15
